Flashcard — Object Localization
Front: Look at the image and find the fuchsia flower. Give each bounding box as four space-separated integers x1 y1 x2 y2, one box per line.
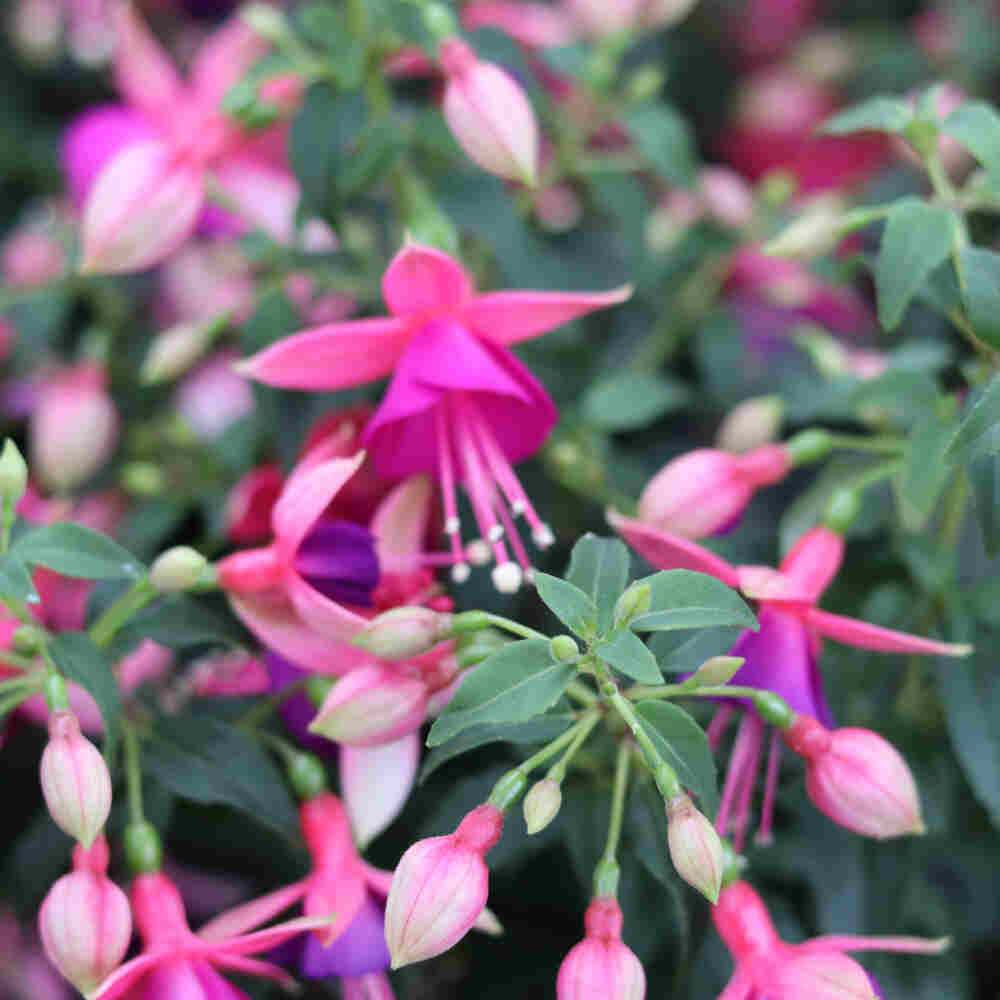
240 242 631 590
89 870 328 1000
713 879 948 1000
556 897 646 1000
462 3 577 47
610 515 970 846
64 4 302 273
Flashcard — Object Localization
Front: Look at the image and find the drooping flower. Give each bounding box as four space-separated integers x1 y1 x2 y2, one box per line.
239 242 631 590
713 879 948 1000
610 515 970 846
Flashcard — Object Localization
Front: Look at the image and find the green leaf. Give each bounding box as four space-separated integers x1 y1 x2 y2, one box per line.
13 524 144 582
48 632 121 764
581 372 691 432
624 104 696 186
944 377 1000 464
565 534 631 634
648 627 744 674
957 246 1000 350
820 97 913 135
533 572 598 637
875 199 958 330
942 102 1000 188
428 640 576 746
0 552 39 602
968 452 1000 556
143 715 298 836
851 369 941 428
115 597 245 652
896 412 957 531
630 571 757 633
419 715 576 783
597 628 663 684
635 700 718 815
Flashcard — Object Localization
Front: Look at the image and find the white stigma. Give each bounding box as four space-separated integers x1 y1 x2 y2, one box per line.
492 561 523 594
532 524 555 549
466 540 492 566
451 563 471 584
487 524 505 542
444 516 461 535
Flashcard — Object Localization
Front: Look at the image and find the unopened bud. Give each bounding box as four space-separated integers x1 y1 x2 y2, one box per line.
40 712 112 848
523 778 562 834
423 2 459 41
123 821 162 875
0 438 28 508
550 635 580 661
665 793 724 903
353 607 453 660
12 623 48 655
288 752 327 801
305 674 334 707
626 65 664 103
613 582 651 628
716 396 783 454
689 656 744 688
240 2 291 42
763 197 845 259
824 487 861 534
150 546 207 593
141 315 227 384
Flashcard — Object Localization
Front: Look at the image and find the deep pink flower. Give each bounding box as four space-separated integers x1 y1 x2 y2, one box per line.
240 242 631 589
556 897 645 999
611 515 970 846
462 2 576 47
713 880 948 1000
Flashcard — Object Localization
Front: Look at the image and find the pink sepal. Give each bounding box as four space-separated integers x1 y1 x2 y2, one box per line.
805 608 972 656
196 881 310 944
286 573 370 643
191 17 271 108
111 3 183 125
382 243 474 317
371 475 434 575
341 733 420 847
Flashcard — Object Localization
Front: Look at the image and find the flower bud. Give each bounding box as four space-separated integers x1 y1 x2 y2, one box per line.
550 634 580 662
556 897 646 1000
30 363 119 493
39 711 112 848
523 778 562 834
637 446 791 539
763 196 845 260
240 3 291 42
716 396 783 454
0 438 29 509
613 582 652 628
665 793 724 903
140 316 226 384
385 803 503 968
439 38 539 185
688 656 744 688
783 715 925 839
353 606 453 661
308 664 429 746
38 837 132 995
150 546 208 593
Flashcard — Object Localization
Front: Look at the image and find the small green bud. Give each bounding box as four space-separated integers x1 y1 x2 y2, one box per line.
305 675 334 708
758 169 797 207
753 691 794 730
150 546 208 593
121 462 166 497
240 3 292 42
288 752 328 801
626 65 664 103
689 656 744 688
488 769 528 811
0 439 28 508
423 2 459 41
824 486 861 534
784 429 833 466
523 778 562 835
43 673 69 713
124 821 163 875
613 582 651 628
550 635 579 662
12 623 47 655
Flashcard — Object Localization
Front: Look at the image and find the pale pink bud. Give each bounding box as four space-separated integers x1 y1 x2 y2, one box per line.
40 711 112 848
38 838 132 995
308 664 429 745
698 167 754 229
565 0 643 37
353 606 453 661
771 951 879 1000
637 445 791 538
175 351 255 440
641 0 699 29
30 363 118 493
716 396 783 453
784 715 926 839
2 227 64 287
523 778 562 834
385 803 503 968
556 898 646 1000
141 317 225 384
665 793 724 902
439 38 539 185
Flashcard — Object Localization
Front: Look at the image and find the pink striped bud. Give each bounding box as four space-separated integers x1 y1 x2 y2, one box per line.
439 38 539 185
716 396 783 453
353 606 453 661
30 363 118 493
308 664 429 745
665 793 724 903
40 711 112 848
783 715 925 839
556 898 646 1000
771 951 879 1000
38 837 132 995
385 803 503 968
638 445 791 538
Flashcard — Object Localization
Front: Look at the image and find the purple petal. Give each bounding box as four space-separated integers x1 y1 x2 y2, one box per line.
267 653 338 756
294 519 379 607
300 895 390 979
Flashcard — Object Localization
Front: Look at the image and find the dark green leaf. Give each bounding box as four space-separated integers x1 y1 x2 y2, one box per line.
143 715 298 836
597 628 663 684
896 411 957 531
115 597 245 652
820 97 913 135
428 640 577 745
942 102 1000 187
944 377 1000 464
13 523 144 581
581 372 691 432
630 571 757 633
968 452 1000 556
0 552 39 602
635 700 718 815
875 199 958 330
533 572 598 637
48 632 121 764
648 627 744 674
419 715 576 783
624 104 696 186
565 534 631 634
851 369 941 428
957 246 1000 349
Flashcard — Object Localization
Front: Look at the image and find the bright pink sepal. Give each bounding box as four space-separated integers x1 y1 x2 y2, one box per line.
556 898 646 1000
341 733 421 848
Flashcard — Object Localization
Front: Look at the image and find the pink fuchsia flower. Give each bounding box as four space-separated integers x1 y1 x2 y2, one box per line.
66 4 302 274
39 837 132 996
556 896 646 1000
713 879 949 1000
729 0 818 62
637 445 792 539
89 869 328 1000
224 464 285 545
240 242 631 590
610 516 970 847
384 803 504 968
0 906 70 1000
783 714 925 839
563 0 696 38
461 2 577 47
175 351 255 440
343 972 397 1000
155 240 257 330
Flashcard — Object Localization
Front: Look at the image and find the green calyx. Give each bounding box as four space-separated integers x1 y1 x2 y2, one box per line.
124 821 163 875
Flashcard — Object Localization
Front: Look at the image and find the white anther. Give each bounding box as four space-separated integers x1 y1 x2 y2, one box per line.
511 499 526 516
492 561 523 594
487 524 505 542
451 563 471 584
444 516 461 535
466 540 492 566
532 524 555 549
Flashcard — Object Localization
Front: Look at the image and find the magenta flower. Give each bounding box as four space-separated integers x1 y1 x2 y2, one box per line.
713 879 948 1000
240 242 631 590
611 514 970 847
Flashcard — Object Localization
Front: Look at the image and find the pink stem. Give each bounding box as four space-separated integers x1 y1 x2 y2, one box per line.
434 402 465 568
731 714 763 851
755 729 782 846
707 704 734 752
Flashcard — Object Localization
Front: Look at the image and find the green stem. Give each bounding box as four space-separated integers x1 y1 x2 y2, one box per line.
482 614 549 642
519 711 600 777
592 741 631 899
566 680 599 707
257 729 301 767
548 712 602 782
850 459 904 492
628 683 779 702
824 434 906 455
90 579 156 649
123 721 145 826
